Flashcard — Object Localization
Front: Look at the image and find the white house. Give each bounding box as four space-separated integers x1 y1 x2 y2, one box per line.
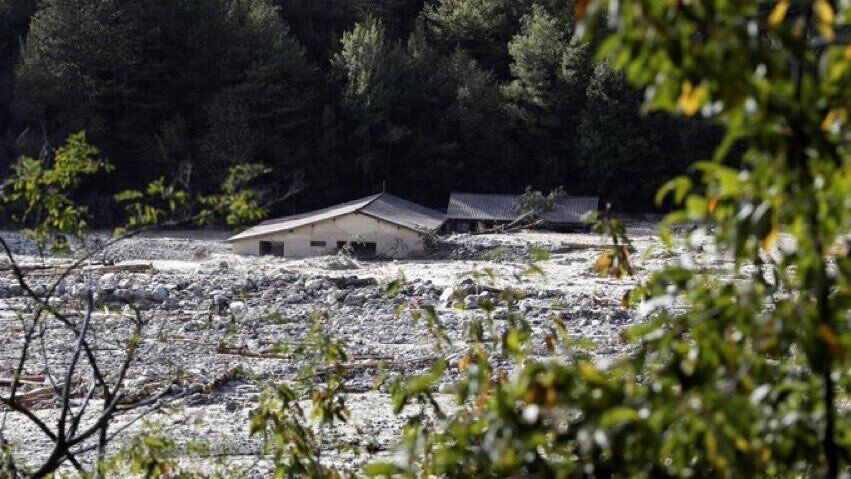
227 193 446 258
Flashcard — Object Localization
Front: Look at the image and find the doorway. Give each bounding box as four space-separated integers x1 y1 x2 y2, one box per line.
337 240 377 258
259 241 285 256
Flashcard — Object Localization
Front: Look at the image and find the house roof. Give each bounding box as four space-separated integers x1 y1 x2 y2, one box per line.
447 192 599 223
227 193 446 242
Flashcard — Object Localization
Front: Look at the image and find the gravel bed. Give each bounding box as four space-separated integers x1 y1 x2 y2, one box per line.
0 223 728 475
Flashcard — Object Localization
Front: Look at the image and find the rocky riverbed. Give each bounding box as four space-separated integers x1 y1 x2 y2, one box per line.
0 223 725 475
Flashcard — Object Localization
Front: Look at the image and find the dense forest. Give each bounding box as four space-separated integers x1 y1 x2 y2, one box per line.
0 0 721 219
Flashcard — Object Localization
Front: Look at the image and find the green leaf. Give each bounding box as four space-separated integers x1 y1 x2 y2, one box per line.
363 462 402 477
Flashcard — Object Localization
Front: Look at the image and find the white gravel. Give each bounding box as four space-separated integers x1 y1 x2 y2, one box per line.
0 223 726 475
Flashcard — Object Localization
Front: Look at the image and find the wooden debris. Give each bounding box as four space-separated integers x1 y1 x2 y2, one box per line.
16 387 59 406
214 343 393 362
0 263 55 273
552 242 636 253
472 215 540 235
328 276 378 288
0 376 46 387
0 262 152 277
82 263 153 274
311 356 438 378
215 344 290 360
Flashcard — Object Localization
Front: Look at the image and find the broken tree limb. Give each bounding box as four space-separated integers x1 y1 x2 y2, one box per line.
213 343 393 362
472 214 541 235
552 242 636 253
0 262 153 277
214 344 290 360
0 376 46 387
310 356 439 378
82 263 153 274
11 386 61 407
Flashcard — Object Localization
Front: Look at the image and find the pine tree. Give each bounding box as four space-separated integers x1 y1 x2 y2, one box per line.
423 0 531 76
333 17 409 189
502 4 591 190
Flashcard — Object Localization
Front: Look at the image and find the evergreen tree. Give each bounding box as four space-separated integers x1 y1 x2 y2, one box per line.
0 0 36 163
333 17 409 190
13 0 317 198
423 0 530 75
578 64 718 210
502 4 591 190
0 0 724 214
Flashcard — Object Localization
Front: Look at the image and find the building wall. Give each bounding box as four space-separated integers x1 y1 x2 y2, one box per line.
230 212 428 258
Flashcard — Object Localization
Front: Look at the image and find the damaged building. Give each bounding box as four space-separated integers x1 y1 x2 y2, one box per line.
227 193 446 258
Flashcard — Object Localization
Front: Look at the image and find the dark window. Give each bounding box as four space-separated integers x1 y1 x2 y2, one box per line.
259 241 284 257
310 240 327 247
337 241 377 258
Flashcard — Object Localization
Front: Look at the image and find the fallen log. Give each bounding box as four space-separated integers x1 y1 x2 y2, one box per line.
215 344 290 360
0 262 153 277
328 276 378 288
552 242 636 253
0 376 46 387
310 356 438 378
0 262 60 272
472 214 540 235
214 343 392 362
16 386 59 406
82 263 153 274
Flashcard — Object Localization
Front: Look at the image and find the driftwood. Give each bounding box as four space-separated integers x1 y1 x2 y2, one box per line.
328 276 378 288
0 375 46 387
552 242 636 253
310 356 438 378
0 262 153 277
82 263 153 274
215 344 291 360
214 343 393 362
15 386 61 406
472 214 541 235
0 263 56 273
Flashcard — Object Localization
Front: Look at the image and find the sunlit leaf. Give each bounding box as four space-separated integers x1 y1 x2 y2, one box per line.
767 0 790 27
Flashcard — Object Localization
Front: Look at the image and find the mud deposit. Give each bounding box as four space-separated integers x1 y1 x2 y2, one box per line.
0 223 723 475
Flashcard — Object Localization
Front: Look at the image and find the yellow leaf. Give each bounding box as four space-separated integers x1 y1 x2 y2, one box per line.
705 431 718 463
815 0 835 39
621 289 632 307
546 387 557 407
815 0 835 24
822 109 838 131
767 0 790 27
594 251 613 277
579 361 607 384
821 108 846 132
678 81 707 116
761 223 779 252
708 195 719 214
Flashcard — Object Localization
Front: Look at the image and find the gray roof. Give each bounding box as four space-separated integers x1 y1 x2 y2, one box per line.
228 194 445 242
447 192 599 224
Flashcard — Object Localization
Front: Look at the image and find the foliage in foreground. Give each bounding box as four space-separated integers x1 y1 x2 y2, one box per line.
362 0 851 477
